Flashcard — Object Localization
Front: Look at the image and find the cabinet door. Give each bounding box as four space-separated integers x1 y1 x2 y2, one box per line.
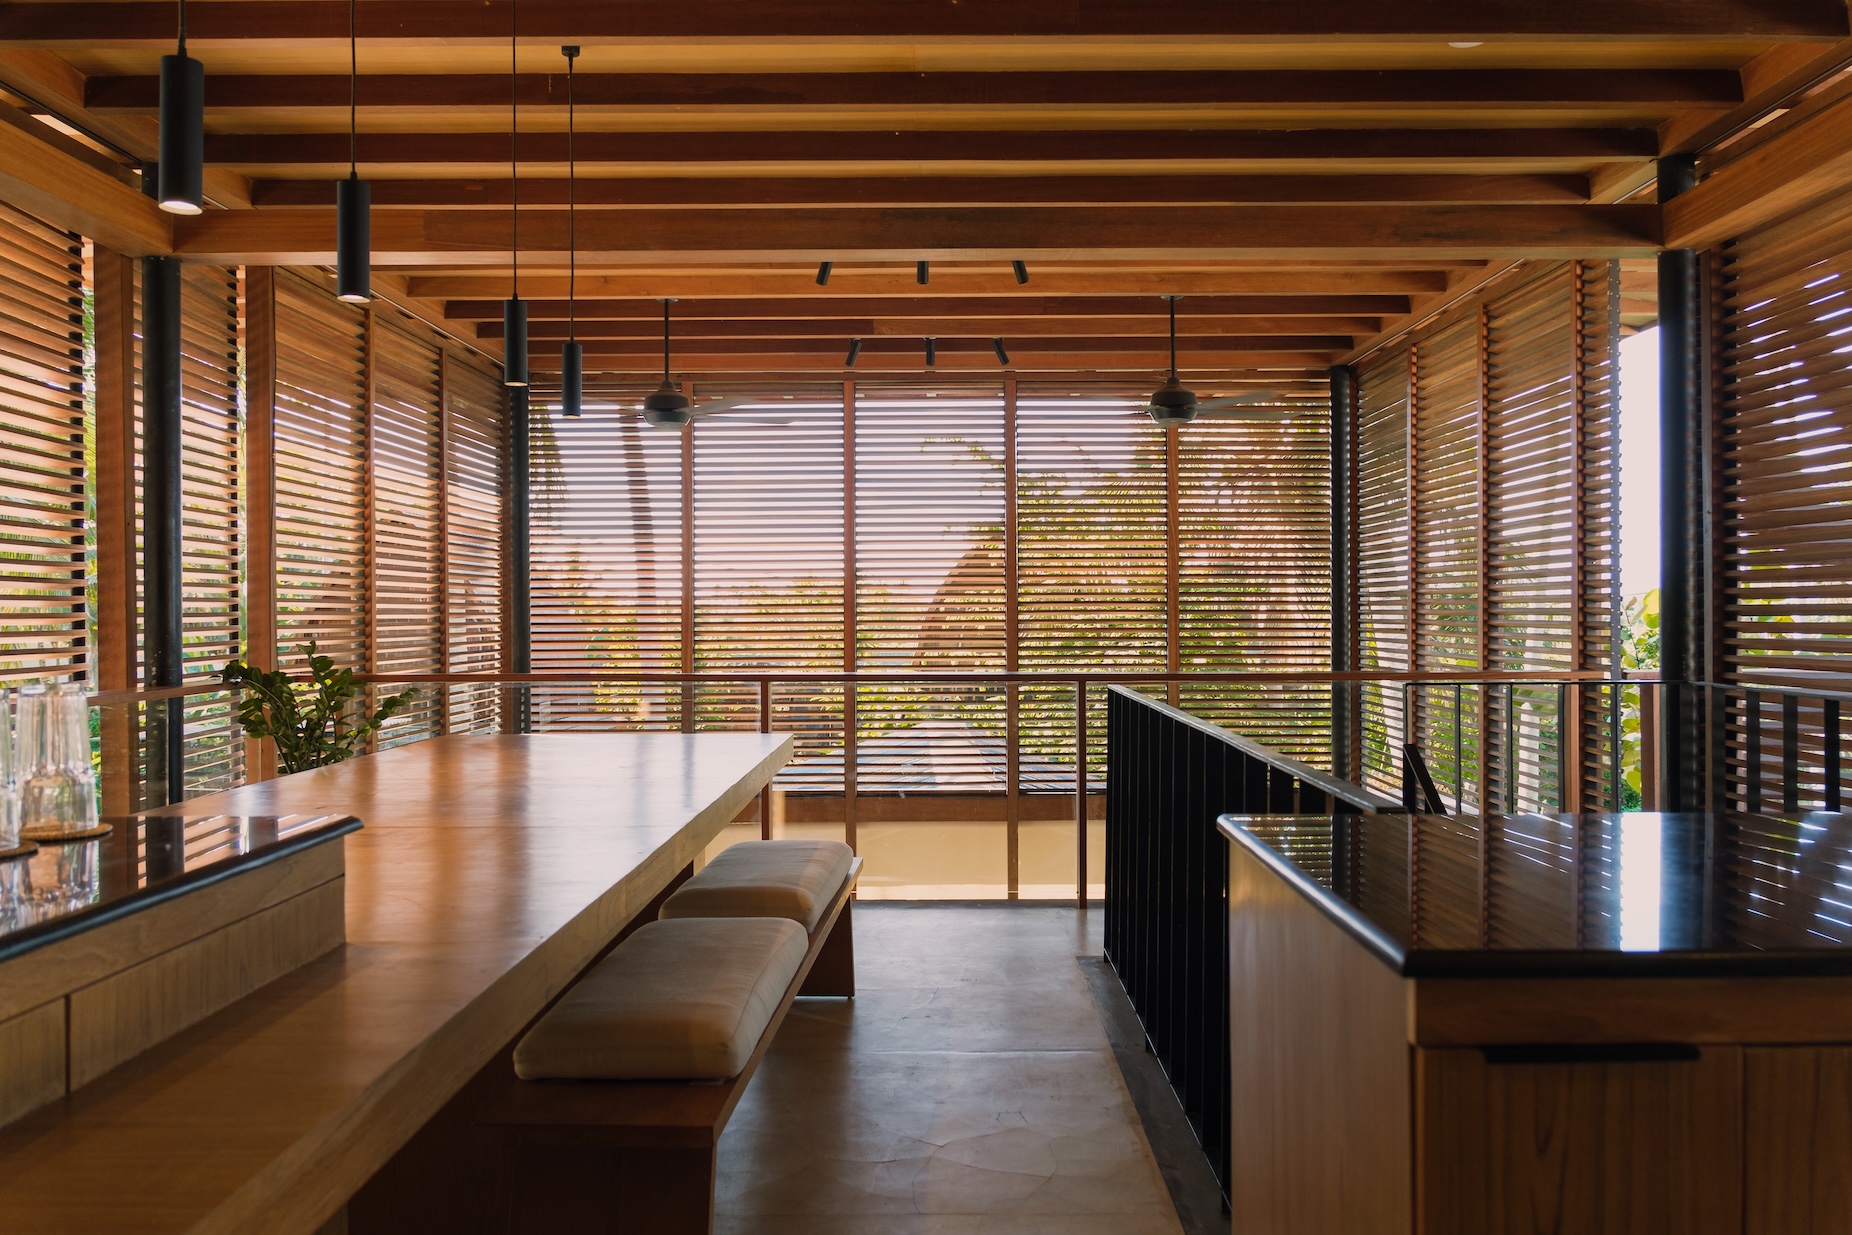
1746 1047 1852 1235
1417 1046 1742 1235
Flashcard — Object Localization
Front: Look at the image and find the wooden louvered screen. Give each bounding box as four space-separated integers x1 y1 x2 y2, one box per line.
1353 260 1622 811
1355 357 1411 796
1715 192 1852 808
1177 395 1332 763
530 403 685 729
443 350 505 733
0 203 85 684
175 264 243 791
369 313 444 746
272 271 368 673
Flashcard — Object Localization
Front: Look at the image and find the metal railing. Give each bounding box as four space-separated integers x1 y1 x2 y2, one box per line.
1102 685 1397 1198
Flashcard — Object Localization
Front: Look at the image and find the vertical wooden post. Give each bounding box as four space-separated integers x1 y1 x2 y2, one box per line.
679 422 694 733
1075 677 1088 903
507 386 531 732
436 349 452 734
841 379 857 855
1165 424 1181 708
1566 263 1590 811
758 678 773 840
1475 304 1493 813
1004 380 1020 898
92 247 139 813
1405 345 1421 762
244 267 279 780
1329 364 1357 781
359 306 380 751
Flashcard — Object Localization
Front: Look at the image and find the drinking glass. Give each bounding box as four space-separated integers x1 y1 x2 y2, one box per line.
0 686 18 852
18 683 97 835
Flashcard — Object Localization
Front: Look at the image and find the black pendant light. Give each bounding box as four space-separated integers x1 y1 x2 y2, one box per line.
156 0 204 214
335 0 370 302
560 45 582 418
501 0 528 387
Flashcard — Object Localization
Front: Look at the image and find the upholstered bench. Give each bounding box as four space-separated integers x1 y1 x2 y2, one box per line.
478 850 859 1235
660 839 859 996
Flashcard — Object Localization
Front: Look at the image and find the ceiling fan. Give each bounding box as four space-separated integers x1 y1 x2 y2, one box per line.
1142 296 1290 426
630 300 792 428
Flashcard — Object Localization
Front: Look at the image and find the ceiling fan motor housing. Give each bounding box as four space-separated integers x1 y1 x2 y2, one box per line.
1147 378 1199 424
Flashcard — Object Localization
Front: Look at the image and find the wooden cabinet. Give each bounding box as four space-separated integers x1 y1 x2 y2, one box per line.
1417 1047 1742 1235
1745 1047 1852 1235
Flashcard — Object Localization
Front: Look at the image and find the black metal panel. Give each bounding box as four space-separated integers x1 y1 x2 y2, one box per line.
1102 685 1392 1196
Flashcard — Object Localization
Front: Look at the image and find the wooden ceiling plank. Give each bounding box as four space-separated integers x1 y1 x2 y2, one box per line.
205 127 1661 165
5 1 1844 43
1661 36 1852 152
254 173 1593 208
171 202 1664 264
410 272 1437 297
84 68 1745 111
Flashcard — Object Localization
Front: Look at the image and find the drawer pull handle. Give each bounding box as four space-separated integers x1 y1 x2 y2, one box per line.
1480 1043 1701 1066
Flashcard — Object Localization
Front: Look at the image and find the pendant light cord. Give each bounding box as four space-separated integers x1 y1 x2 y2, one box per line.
509 0 518 299
566 48 575 344
1168 296 1178 379
663 300 671 381
348 0 357 177
177 0 186 52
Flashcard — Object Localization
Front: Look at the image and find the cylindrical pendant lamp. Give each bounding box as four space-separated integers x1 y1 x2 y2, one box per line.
156 2 204 216
336 175 371 302
504 297 529 387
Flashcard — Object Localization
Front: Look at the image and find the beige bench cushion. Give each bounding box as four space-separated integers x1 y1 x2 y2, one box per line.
661 839 854 933
513 917 807 1081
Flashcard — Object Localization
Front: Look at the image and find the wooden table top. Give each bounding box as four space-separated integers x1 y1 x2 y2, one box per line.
0 732 793 1235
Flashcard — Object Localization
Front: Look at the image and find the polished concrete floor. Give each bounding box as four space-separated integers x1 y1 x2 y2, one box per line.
716 903 1188 1234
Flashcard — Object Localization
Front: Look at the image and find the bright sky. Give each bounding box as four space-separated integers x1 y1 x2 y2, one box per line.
1618 326 1661 601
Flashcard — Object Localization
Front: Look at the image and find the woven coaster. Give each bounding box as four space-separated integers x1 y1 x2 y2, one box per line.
21 823 111 843
0 840 38 861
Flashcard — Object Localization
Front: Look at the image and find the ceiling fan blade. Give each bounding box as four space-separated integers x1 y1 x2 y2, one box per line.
709 413 801 425
1192 390 1287 411
685 396 767 417
1193 406 1294 421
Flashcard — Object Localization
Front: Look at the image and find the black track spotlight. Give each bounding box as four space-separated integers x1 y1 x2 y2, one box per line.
845 338 862 368
157 0 204 215
993 338 1010 366
561 340 583 418
503 297 529 387
334 0 370 302
925 337 936 367
917 261 930 286
816 261 833 286
1012 260 1028 285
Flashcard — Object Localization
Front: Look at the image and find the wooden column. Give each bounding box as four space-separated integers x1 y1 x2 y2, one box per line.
1165 424 1182 708
1566 263 1590 811
679 418 694 733
506 387 531 732
244 267 279 780
1329 364 1356 781
841 379 857 855
435 349 452 735
361 307 380 750
1405 345 1421 764
1004 380 1020 899
92 247 139 814
1475 304 1494 815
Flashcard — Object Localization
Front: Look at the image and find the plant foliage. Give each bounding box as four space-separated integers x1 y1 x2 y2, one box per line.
221 642 418 774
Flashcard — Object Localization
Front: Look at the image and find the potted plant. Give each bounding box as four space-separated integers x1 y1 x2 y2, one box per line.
221 641 419 775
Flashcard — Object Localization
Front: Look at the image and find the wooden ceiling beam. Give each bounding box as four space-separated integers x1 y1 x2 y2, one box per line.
5 1 1843 43
206 127 1659 166
254 173 1592 209
86 69 1743 111
1664 85 1852 248
172 202 1663 264
532 352 1338 376
444 294 1410 319
543 334 1353 355
483 315 1380 340
0 95 167 253
411 272 1437 298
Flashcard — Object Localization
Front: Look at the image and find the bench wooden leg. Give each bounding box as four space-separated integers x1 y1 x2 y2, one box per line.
488 1141 717 1235
799 896 855 997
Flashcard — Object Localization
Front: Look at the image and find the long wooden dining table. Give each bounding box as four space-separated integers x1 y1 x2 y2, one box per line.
0 731 793 1235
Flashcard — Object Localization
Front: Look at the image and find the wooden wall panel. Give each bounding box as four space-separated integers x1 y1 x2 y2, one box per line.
0 1000 66 1129
1227 838 1411 1235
